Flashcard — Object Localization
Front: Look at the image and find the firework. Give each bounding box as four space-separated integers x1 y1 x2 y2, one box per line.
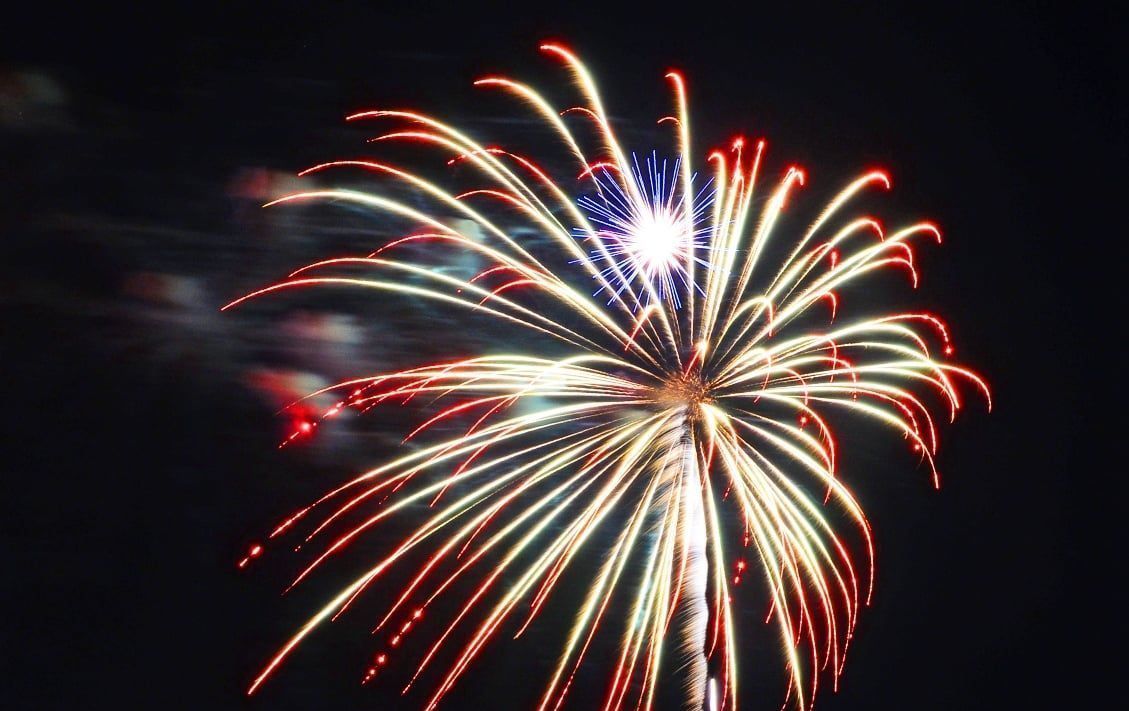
226 44 989 710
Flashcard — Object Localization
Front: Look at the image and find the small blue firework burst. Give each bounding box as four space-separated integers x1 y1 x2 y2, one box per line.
575 151 714 309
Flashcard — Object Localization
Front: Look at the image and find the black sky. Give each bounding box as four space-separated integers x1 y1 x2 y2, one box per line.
4 2 1122 710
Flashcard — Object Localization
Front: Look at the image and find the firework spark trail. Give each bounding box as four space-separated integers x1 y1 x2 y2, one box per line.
227 43 989 710
674 418 708 709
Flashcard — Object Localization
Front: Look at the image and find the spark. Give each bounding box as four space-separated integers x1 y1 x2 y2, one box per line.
227 43 989 710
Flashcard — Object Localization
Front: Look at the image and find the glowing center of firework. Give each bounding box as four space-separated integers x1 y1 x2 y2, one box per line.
575 152 713 308
658 372 712 411
630 212 685 272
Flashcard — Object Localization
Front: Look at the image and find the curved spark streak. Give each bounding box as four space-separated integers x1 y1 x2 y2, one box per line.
229 44 989 710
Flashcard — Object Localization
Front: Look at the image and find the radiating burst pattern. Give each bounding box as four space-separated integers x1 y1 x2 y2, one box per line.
576 151 713 307
227 44 989 710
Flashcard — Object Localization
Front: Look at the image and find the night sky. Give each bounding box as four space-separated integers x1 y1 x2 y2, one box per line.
5 3 1121 709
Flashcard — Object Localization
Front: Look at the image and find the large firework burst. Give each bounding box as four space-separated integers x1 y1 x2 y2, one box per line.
227 44 989 710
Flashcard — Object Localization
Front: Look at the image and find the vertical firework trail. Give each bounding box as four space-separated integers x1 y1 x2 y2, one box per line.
675 414 708 709
226 44 989 710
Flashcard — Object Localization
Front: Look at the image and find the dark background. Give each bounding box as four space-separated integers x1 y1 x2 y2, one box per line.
4 2 1121 709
